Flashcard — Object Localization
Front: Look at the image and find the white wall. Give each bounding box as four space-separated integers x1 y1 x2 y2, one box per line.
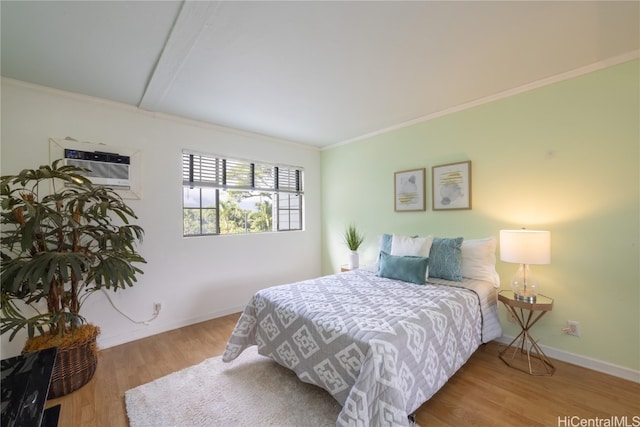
0 78 322 358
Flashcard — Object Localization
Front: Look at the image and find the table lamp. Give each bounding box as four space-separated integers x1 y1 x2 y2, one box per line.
499 229 551 302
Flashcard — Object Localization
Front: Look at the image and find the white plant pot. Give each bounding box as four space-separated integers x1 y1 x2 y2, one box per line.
349 251 359 270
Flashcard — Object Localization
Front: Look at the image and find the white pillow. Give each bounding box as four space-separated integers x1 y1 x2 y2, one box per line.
460 237 500 287
389 234 433 280
390 234 433 258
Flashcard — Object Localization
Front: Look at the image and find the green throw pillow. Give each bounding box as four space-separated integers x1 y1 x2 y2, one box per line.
380 233 392 253
377 250 428 285
428 237 463 281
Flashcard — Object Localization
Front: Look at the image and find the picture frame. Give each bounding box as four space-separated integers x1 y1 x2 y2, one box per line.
432 161 471 210
394 168 426 212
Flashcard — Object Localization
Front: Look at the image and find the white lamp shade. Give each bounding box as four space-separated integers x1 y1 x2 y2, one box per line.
499 230 551 265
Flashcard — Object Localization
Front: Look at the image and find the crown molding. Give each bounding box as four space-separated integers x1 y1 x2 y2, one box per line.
325 50 640 151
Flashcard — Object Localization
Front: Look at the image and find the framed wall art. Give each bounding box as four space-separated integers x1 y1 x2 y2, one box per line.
432 161 471 210
394 168 426 212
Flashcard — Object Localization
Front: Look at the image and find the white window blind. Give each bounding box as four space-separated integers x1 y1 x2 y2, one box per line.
182 152 303 194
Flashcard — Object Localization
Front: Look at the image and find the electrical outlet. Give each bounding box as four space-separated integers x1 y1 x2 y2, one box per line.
566 320 580 337
154 302 162 314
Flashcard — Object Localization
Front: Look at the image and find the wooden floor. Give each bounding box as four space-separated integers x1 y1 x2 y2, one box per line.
47 312 640 426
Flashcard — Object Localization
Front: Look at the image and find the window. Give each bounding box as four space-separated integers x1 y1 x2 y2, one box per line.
182 152 303 236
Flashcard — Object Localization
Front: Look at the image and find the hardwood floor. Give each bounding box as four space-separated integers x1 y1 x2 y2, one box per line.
46 313 640 426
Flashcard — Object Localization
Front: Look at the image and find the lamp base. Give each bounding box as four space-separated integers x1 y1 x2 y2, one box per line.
511 264 539 304
514 293 537 303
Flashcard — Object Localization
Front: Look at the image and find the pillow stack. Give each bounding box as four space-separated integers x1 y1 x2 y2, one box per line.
376 233 499 287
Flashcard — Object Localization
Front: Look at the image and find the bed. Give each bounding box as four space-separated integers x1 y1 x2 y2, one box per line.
223 235 502 426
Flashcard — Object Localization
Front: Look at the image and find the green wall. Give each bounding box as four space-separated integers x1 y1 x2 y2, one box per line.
321 60 639 371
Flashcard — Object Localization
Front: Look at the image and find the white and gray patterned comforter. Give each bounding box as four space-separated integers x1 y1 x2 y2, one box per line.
222 268 501 426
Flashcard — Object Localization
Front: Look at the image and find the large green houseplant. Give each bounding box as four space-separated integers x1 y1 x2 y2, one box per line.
1 159 146 397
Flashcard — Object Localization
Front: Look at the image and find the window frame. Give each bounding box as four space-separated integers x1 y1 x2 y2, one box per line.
182 151 304 236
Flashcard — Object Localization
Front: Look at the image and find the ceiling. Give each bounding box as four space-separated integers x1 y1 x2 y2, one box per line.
2 1 638 148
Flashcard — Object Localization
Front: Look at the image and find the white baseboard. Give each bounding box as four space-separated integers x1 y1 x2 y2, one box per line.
97 305 246 350
496 335 640 383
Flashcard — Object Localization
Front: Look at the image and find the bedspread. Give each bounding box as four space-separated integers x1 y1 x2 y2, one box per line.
223 269 500 426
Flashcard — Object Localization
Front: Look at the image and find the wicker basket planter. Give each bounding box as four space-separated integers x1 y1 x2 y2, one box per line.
23 325 99 400
49 333 98 399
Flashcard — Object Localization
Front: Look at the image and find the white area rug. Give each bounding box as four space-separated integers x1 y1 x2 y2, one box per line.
124 346 342 427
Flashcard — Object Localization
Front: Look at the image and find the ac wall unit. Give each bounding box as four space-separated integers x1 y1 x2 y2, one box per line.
63 149 131 189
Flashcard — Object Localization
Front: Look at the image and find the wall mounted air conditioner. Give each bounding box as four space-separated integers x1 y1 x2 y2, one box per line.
63 149 131 189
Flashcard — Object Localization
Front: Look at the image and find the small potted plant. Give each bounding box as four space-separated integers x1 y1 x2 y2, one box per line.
343 224 364 269
1 160 146 398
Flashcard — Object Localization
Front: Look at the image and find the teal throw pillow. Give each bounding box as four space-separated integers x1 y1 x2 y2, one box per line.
380 233 392 253
375 234 393 267
429 237 464 281
377 250 428 285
